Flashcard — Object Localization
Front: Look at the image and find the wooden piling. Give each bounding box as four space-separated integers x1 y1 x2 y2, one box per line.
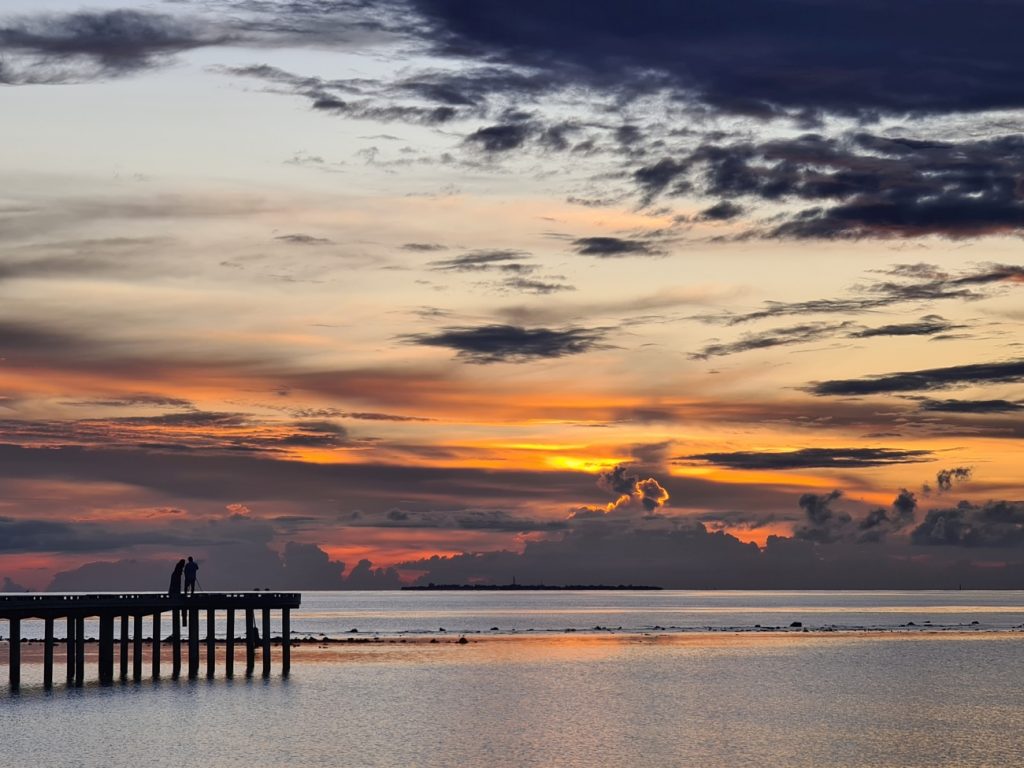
152 612 161 678
282 608 291 677
225 609 235 678
8 617 20 690
133 614 143 680
99 614 115 684
74 616 85 687
245 607 255 677
120 615 129 679
171 607 181 678
261 607 272 677
188 607 199 679
66 615 76 683
43 617 54 689
206 609 216 679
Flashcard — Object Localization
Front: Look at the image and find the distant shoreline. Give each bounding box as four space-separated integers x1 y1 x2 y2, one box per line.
401 583 663 591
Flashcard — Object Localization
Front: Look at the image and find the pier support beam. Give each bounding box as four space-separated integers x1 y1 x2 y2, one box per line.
152 612 161 678
188 608 199 679
66 616 76 683
99 614 115 684
8 617 20 690
171 608 181 679
120 615 129 680
74 616 85 687
43 617 54 689
261 607 272 678
133 614 143 680
282 608 291 677
206 609 216 679
225 609 235 678
245 608 255 677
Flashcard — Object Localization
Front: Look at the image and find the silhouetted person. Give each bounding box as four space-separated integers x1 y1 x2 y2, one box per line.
169 558 187 625
168 559 185 597
184 556 199 596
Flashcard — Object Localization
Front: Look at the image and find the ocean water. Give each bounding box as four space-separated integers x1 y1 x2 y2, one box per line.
288 589 1024 635
4 592 1024 767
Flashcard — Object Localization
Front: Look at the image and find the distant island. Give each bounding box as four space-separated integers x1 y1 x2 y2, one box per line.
402 583 663 591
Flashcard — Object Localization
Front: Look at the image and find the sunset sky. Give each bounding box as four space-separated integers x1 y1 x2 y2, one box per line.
2 0 1023 590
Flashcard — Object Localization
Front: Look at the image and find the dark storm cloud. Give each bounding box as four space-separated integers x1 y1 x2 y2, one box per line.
583 465 670 514
695 509 782 531
311 96 458 124
0 410 358 454
810 360 1024 397
275 420 350 448
464 123 533 152
892 489 919 525
936 466 973 492
18 2 1024 122
697 201 744 221
690 314 965 360
696 263 1022 326
681 447 934 471
572 237 663 258
597 465 639 496
793 490 852 544
689 322 852 360
918 399 1024 414
219 62 578 139
401 242 447 252
394 66 557 109
643 132 1024 238
0 516 191 553
337 411 434 422
912 500 1024 547
274 233 333 245
401 324 610 363
633 159 689 205
412 0 1024 118
497 277 575 295
216 63 463 125
64 394 195 409
851 316 963 338
0 1 411 84
857 489 918 542
428 250 529 272
109 411 249 428
0 9 223 82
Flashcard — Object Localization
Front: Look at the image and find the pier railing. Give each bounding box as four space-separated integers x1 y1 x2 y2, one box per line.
1 592 301 691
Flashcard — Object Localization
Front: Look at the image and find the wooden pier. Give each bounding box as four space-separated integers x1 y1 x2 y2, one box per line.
1 592 300 691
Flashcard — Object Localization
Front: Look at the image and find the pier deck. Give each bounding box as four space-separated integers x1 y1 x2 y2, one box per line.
1 592 300 690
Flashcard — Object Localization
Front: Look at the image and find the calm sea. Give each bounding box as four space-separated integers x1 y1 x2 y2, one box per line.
3 591 1024 767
